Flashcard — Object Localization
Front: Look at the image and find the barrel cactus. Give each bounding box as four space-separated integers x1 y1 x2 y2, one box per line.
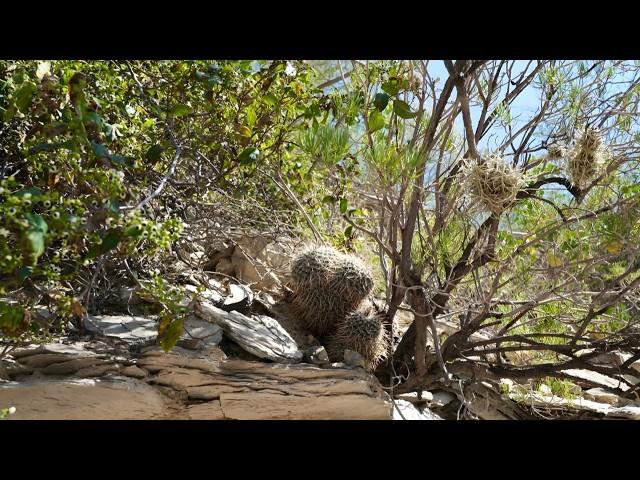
288 246 374 337
325 312 390 371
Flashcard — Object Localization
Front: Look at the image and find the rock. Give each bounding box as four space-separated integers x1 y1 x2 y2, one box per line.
85 315 158 343
181 315 223 347
583 388 632 407
185 401 226 420
41 358 113 375
221 283 253 313
343 350 365 369
0 377 168 420
622 374 640 385
177 338 205 350
514 391 640 419
592 351 633 367
11 342 98 359
392 399 443 420
575 348 595 357
215 257 235 276
195 300 303 363
183 284 224 306
118 287 146 305
121 365 148 379
538 384 552 395
428 390 456 408
500 378 514 393
229 237 293 289
17 353 88 369
396 391 434 404
219 391 390 420
75 364 120 378
303 346 329 365
561 369 630 391
0 359 32 378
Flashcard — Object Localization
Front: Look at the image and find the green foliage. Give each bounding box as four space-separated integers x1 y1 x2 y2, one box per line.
0 406 16 419
298 123 350 167
138 274 193 352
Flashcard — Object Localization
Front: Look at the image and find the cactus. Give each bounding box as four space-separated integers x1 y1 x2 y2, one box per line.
288 246 374 337
325 312 389 371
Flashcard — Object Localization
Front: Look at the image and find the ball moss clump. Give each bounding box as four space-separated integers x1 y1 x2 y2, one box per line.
546 143 567 160
566 127 607 189
462 154 526 214
326 312 389 371
289 246 374 337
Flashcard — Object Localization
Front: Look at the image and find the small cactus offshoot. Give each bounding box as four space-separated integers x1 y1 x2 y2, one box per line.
325 312 389 371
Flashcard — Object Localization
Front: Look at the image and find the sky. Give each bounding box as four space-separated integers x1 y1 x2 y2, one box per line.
425 60 543 153
319 60 545 154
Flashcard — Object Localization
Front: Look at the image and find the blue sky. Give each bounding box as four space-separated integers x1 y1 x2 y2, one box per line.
425 60 543 153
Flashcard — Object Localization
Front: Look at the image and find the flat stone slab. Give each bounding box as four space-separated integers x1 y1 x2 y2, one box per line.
85 315 158 342
0 377 167 420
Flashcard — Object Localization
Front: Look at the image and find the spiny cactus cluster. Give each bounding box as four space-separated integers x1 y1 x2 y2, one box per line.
325 311 390 371
462 154 526 214
287 245 389 371
289 246 374 337
566 127 607 189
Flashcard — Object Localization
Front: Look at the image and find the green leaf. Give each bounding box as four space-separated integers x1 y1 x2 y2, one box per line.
0 302 26 334
382 79 400 97
368 110 385 133
123 225 142 237
263 94 277 107
91 142 109 158
88 230 121 259
24 213 48 233
322 195 336 204
373 92 390 112
393 99 418 119
100 230 121 253
340 198 348 214
83 111 103 127
15 81 37 113
141 118 155 130
109 155 133 168
194 70 208 81
146 144 163 161
172 104 193 117
26 230 45 265
207 75 222 87
15 187 43 199
245 107 257 129
344 225 354 237
17 266 34 282
160 317 184 352
239 147 260 165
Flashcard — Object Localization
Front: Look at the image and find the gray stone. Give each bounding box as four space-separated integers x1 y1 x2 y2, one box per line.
121 365 148 379
181 316 223 346
41 358 113 375
85 315 158 343
393 399 443 420
343 350 365 369
583 388 632 407
428 390 456 408
303 346 329 365
11 342 98 359
396 391 434 404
